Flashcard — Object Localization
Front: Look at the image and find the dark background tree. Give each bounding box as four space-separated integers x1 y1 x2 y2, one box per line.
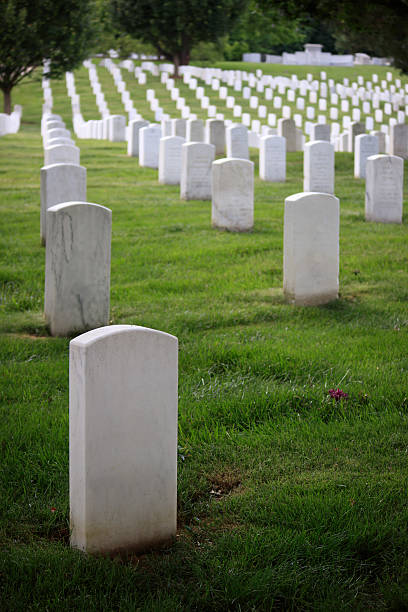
111 0 248 76
0 0 95 114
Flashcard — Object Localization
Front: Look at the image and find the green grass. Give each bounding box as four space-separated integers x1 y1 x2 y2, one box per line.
1 63 408 611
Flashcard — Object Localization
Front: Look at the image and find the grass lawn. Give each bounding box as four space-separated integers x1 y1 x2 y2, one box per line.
0 63 408 610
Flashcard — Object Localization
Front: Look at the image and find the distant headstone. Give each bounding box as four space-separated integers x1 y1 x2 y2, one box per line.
277 118 296 152
348 121 365 153
159 136 185 185
171 118 186 138
365 155 403 223
212 159 254 231
354 134 379 179
226 124 249 159
371 130 386 153
310 123 330 141
186 119 204 142
109 115 126 142
304 141 334 194
70 324 178 554
205 119 225 155
139 124 161 168
283 192 339 305
44 144 80 166
389 123 408 159
180 142 215 200
259 135 286 182
44 202 111 336
40 163 86 245
127 119 149 156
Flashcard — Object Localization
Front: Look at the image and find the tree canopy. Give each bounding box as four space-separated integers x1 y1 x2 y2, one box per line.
0 0 95 113
111 0 247 75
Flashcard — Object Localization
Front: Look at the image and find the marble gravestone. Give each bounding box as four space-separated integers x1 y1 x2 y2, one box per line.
205 119 225 155
44 202 111 336
283 192 339 306
365 154 404 223
127 119 149 156
211 158 254 231
171 118 186 138
259 135 286 182
69 324 178 554
304 141 334 194
354 134 379 179
310 123 330 142
226 125 249 159
159 136 185 185
348 121 365 153
40 163 87 245
389 123 408 159
139 125 161 169
277 118 296 152
186 119 204 142
44 144 80 166
109 115 126 142
180 142 215 200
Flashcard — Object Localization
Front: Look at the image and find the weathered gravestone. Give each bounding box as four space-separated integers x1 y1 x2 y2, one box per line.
180 142 215 200
70 324 178 554
139 125 161 169
277 118 296 152
283 192 339 305
304 141 334 194
44 202 111 336
44 144 80 166
109 115 126 142
127 119 149 156
205 119 225 155
212 159 254 231
354 134 379 179
186 119 204 142
365 155 404 223
159 136 185 185
310 123 330 142
389 123 408 159
348 121 365 153
226 125 249 159
259 135 286 182
40 163 87 245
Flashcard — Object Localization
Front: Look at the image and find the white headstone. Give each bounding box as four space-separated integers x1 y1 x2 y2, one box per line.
389 123 408 159
40 163 86 245
171 118 186 138
283 192 339 305
310 123 330 142
159 136 185 185
348 121 365 153
180 142 215 200
109 115 126 142
44 202 111 336
139 125 161 168
69 324 178 554
354 134 379 179
205 119 225 155
259 135 286 182
277 118 296 152
304 141 334 194
365 155 404 223
44 144 80 166
226 125 249 159
212 159 254 232
186 119 204 142
127 120 149 156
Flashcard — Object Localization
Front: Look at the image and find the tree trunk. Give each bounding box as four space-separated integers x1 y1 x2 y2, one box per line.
3 88 12 114
173 53 180 79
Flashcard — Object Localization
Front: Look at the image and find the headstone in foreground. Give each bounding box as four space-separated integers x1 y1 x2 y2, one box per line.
365 154 403 223
212 158 254 231
70 324 178 554
44 201 111 336
180 142 215 200
284 192 339 305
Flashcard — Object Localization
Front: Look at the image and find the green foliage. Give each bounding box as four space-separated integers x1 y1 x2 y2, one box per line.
0 0 96 112
111 0 247 70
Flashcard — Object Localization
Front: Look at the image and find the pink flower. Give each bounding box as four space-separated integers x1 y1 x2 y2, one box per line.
50 507 56 513
329 388 348 401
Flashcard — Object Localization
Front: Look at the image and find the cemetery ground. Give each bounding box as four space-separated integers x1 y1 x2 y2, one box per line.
1 65 408 610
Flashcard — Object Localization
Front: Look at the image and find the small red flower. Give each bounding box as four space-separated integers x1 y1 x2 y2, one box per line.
50 507 56 513
329 388 349 401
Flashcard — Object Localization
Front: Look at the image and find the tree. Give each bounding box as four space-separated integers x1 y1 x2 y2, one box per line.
0 0 95 114
111 0 248 76
272 0 408 73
